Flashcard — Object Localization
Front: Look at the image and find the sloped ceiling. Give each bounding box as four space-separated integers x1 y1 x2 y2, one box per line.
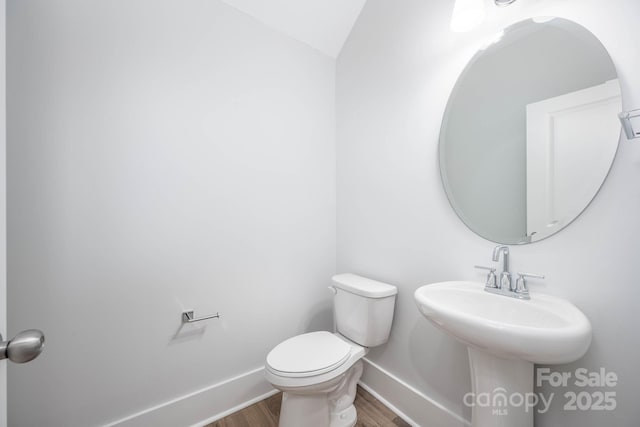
220 0 367 58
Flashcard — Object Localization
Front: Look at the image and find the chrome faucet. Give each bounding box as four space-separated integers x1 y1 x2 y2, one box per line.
492 245 512 291
475 245 545 300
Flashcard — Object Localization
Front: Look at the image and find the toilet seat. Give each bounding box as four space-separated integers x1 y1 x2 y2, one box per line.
266 331 351 378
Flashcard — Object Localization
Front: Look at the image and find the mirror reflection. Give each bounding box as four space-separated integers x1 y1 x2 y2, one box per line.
440 17 621 244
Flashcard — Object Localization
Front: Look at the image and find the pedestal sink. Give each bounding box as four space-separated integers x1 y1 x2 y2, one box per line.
414 281 591 427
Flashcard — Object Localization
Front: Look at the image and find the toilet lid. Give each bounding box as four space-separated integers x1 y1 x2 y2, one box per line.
266 331 351 377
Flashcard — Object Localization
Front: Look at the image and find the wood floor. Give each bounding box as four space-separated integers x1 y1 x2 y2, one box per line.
207 386 411 427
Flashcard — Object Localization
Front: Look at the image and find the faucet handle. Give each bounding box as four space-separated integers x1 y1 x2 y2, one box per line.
474 265 497 289
515 272 545 297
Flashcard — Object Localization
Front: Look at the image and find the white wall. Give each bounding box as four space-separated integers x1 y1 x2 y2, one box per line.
7 1 335 426
337 0 640 425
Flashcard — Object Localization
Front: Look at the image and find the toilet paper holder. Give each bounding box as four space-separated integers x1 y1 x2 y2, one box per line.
182 310 220 323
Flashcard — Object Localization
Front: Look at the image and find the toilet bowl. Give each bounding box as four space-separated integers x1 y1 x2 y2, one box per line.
265 331 366 427
265 274 397 427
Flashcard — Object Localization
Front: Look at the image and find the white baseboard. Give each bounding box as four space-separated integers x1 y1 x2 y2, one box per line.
359 358 471 427
105 366 276 427
104 359 471 427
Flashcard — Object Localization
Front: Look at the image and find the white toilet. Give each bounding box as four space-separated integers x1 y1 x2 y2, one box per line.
265 273 397 427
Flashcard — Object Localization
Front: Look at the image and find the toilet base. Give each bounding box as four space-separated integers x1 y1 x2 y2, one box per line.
277 395 356 427
330 404 356 427
278 360 363 427
279 392 331 427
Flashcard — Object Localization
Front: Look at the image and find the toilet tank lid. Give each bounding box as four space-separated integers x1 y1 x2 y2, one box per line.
332 274 397 298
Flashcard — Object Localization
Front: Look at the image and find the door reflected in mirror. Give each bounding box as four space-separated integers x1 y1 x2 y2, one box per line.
439 17 621 244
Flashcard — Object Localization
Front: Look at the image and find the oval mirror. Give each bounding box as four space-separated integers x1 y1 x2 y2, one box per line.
439 17 621 244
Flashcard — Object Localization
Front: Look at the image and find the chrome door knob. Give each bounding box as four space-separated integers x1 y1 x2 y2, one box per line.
0 329 45 364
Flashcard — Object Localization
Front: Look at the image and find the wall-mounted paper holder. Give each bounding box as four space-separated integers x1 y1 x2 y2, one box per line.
619 109 640 139
182 310 220 323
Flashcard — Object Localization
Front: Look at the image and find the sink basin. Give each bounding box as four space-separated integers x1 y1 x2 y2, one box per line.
414 281 591 364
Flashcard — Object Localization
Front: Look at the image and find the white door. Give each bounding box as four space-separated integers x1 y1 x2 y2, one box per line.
526 79 621 238
1 4 46 425
0 3 45 425
1 0 7 424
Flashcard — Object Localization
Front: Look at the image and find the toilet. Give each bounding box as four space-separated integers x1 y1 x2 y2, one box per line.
265 273 397 427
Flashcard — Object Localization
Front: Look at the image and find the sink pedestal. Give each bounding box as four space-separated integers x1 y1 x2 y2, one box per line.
468 348 534 427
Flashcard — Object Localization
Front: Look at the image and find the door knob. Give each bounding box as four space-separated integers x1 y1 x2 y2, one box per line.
0 330 45 364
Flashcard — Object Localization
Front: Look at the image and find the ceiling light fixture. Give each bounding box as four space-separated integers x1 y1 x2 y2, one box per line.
450 0 486 33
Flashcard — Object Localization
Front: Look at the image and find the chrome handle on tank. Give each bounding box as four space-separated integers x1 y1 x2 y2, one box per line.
182 310 220 323
328 286 337 295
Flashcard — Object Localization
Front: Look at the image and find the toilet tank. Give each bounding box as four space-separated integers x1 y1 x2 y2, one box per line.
332 274 398 347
